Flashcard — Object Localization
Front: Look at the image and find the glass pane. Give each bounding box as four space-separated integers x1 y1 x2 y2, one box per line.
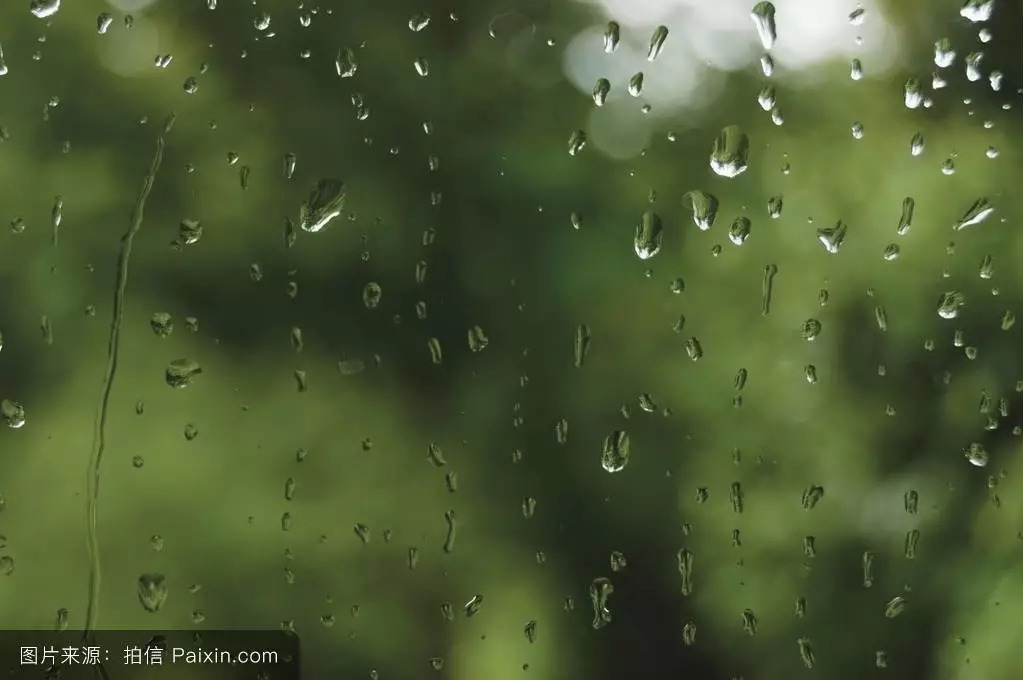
0 0 1018 678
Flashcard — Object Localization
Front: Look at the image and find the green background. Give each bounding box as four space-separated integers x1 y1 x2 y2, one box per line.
0 0 1021 677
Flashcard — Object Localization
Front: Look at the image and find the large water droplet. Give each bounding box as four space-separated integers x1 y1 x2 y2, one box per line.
299 179 346 233
710 126 749 178
137 573 168 613
634 211 663 260
750 2 777 51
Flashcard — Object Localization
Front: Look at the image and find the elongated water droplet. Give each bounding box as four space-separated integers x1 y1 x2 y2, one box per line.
282 152 296 179
797 638 816 669
750 2 777 50
910 132 925 156
603 21 620 54
896 197 915 235
676 548 694 596
884 596 907 618
634 211 663 260
592 78 610 106
761 264 777 315
647 25 669 61
904 78 923 109
589 577 614 629
953 197 993 230
335 47 357 77
567 129 586 156
601 430 630 473
935 37 955 68
573 324 591 367
299 179 346 233
467 325 488 352
628 72 644 97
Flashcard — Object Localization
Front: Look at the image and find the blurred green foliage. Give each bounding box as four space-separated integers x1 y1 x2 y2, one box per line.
0 0 1022 678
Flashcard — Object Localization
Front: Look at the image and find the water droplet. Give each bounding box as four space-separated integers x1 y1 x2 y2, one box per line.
710 125 749 178
953 197 993 230
761 264 777 315
55 608 69 631
603 22 620 54
936 291 965 319
742 609 759 635
573 324 591 367
150 313 173 337
801 318 822 341
409 12 431 32
464 594 483 617
165 359 201 388
960 0 994 23
676 549 694 596
897 197 915 235
628 72 644 97
362 282 382 309
683 190 719 230
647 25 669 61
910 132 925 156
335 47 357 77
601 430 630 473
427 337 443 365
467 325 489 352
634 211 663 260
750 2 777 51
1 399 26 428
979 255 994 279
567 129 586 156
589 577 614 629
30 0 60 19
962 442 988 469
299 179 346 233
904 78 923 109
728 216 751 245
816 220 848 253
965 52 983 81
592 78 610 106
934 37 955 67
137 573 167 613
884 596 907 618
797 638 816 669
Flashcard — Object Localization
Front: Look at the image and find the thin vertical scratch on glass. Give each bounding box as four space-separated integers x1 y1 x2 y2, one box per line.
84 113 176 642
